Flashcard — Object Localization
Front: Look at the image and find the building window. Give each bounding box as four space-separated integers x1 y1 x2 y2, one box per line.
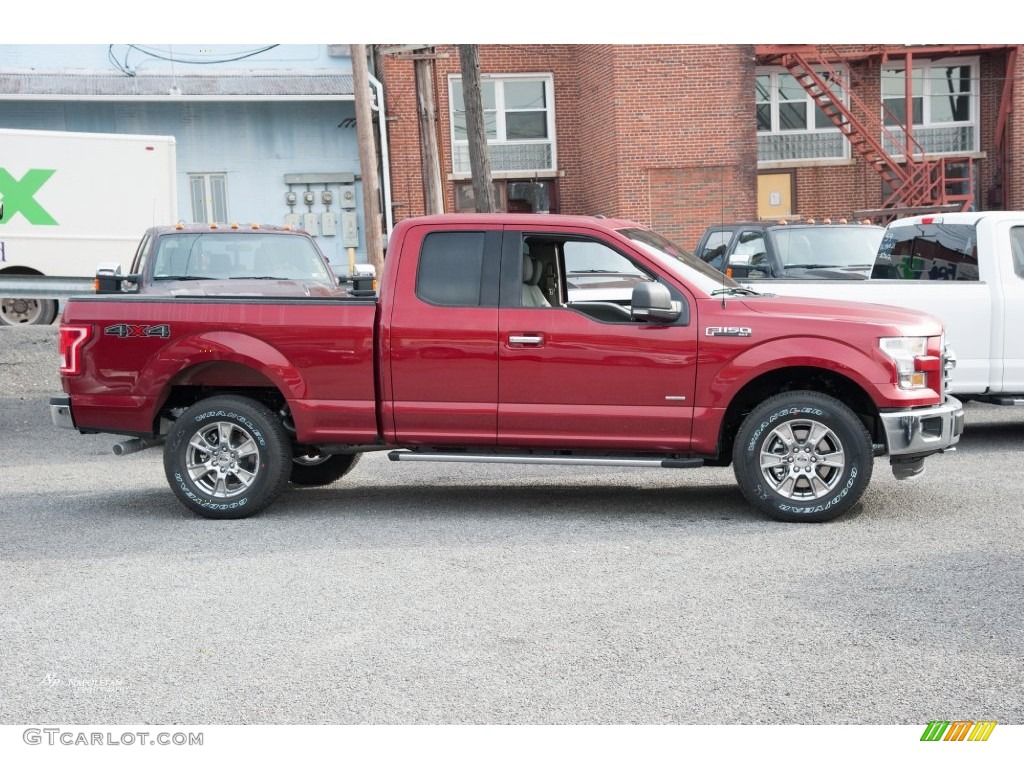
454 179 558 214
188 173 228 224
880 58 979 156
756 67 848 163
448 74 556 176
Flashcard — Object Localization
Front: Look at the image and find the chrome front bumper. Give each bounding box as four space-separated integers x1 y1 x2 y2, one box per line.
880 395 964 458
50 396 75 430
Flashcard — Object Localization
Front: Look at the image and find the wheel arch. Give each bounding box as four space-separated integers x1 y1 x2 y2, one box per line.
143 332 307 432
717 366 881 464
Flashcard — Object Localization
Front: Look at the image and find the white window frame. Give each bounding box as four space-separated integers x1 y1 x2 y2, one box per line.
756 65 850 164
188 172 229 224
880 56 980 157
756 66 849 133
448 73 557 177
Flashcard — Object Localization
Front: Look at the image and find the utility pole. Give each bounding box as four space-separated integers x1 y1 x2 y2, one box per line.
415 53 445 215
458 44 495 213
351 43 385 274
380 45 449 215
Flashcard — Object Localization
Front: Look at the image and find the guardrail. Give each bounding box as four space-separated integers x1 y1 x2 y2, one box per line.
0 275 97 299
0 271 376 302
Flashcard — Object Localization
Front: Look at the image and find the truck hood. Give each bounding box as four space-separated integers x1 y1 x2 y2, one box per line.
736 294 943 334
153 279 348 298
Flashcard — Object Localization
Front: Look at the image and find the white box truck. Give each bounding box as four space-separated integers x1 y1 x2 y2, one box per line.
0 128 177 324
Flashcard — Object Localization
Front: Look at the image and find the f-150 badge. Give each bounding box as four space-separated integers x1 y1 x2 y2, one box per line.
104 323 171 339
705 326 752 337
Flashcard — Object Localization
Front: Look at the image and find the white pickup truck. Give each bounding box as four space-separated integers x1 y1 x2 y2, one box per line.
738 211 1024 405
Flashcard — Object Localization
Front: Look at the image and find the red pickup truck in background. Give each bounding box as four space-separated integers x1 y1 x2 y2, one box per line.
51 214 964 523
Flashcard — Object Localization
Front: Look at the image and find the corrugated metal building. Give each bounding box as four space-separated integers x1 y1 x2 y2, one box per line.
0 44 382 269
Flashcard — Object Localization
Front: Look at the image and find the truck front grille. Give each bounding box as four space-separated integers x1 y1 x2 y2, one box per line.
942 343 957 397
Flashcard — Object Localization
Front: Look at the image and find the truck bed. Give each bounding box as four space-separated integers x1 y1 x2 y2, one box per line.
61 294 379 443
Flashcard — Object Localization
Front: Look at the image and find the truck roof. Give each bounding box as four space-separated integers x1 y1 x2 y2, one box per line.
705 220 881 231
148 223 313 236
886 211 1020 228
397 213 645 231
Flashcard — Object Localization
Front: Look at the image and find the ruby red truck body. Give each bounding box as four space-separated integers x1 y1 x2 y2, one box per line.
52 214 964 522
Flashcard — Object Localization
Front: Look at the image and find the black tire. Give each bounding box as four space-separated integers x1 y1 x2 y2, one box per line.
0 297 57 326
733 390 873 523
163 395 292 519
290 452 362 486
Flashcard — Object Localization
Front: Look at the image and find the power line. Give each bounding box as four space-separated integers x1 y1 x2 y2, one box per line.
106 44 280 75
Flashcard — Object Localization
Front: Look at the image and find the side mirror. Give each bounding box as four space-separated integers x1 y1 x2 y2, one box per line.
338 263 377 296
95 263 139 294
631 281 681 323
727 264 752 279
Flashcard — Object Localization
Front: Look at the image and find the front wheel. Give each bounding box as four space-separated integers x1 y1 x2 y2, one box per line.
290 452 362 486
164 395 292 519
733 391 873 523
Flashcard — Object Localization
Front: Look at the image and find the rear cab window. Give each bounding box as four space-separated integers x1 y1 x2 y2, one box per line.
415 230 501 307
874 222 979 280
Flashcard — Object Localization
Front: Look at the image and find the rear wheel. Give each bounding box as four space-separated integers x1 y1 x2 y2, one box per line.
733 390 873 523
164 395 292 519
0 297 57 325
290 452 362 486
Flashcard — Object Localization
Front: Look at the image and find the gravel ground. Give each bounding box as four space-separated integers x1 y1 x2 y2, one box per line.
1 325 1022 727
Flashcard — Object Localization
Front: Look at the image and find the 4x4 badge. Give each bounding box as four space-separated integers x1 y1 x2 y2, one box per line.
104 324 171 339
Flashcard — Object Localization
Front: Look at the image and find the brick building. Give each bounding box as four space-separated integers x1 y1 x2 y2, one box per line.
375 44 1023 250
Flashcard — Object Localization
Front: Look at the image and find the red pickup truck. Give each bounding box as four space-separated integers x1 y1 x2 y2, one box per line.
51 214 964 523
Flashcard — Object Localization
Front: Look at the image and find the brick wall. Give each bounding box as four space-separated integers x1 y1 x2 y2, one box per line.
377 45 582 222
1009 47 1024 210
377 44 1021 246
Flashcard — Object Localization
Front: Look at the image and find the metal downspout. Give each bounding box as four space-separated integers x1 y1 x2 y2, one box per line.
368 73 394 238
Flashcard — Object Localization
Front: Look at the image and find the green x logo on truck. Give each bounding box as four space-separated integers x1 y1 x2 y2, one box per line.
0 168 58 225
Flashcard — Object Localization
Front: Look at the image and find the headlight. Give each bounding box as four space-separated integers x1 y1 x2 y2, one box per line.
880 336 931 389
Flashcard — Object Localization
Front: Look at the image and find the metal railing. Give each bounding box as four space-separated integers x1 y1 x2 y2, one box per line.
0 274 97 299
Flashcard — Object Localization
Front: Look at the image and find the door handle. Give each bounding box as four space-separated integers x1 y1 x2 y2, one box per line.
508 334 544 346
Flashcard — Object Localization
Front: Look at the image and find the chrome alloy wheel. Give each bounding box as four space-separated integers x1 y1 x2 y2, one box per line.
292 452 331 467
758 418 846 501
186 420 261 498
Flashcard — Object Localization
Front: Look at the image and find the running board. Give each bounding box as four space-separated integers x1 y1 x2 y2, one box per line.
387 450 703 469
971 395 1024 406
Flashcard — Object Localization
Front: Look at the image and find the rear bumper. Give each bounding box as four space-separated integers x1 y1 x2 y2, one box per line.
879 395 964 458
50 395 75 430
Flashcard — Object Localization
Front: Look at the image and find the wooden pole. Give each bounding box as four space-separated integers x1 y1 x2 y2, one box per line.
415 55 444 215
458 45 495 213
351 44 385 274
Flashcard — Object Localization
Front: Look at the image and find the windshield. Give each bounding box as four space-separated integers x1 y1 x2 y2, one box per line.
769 226 884 271
151 232 334 284
618 227 743 295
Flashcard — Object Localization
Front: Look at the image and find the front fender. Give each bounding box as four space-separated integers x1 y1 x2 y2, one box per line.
698 335 890 410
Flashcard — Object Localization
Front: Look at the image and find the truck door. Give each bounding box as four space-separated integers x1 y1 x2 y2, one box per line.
1001 222 1024 391
497 229 698 451
385 225 502 445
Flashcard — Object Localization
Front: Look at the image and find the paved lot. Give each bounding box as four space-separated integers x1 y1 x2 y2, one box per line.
1 326 1021 724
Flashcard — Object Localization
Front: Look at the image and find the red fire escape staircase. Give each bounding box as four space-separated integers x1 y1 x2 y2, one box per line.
769 48 974 215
